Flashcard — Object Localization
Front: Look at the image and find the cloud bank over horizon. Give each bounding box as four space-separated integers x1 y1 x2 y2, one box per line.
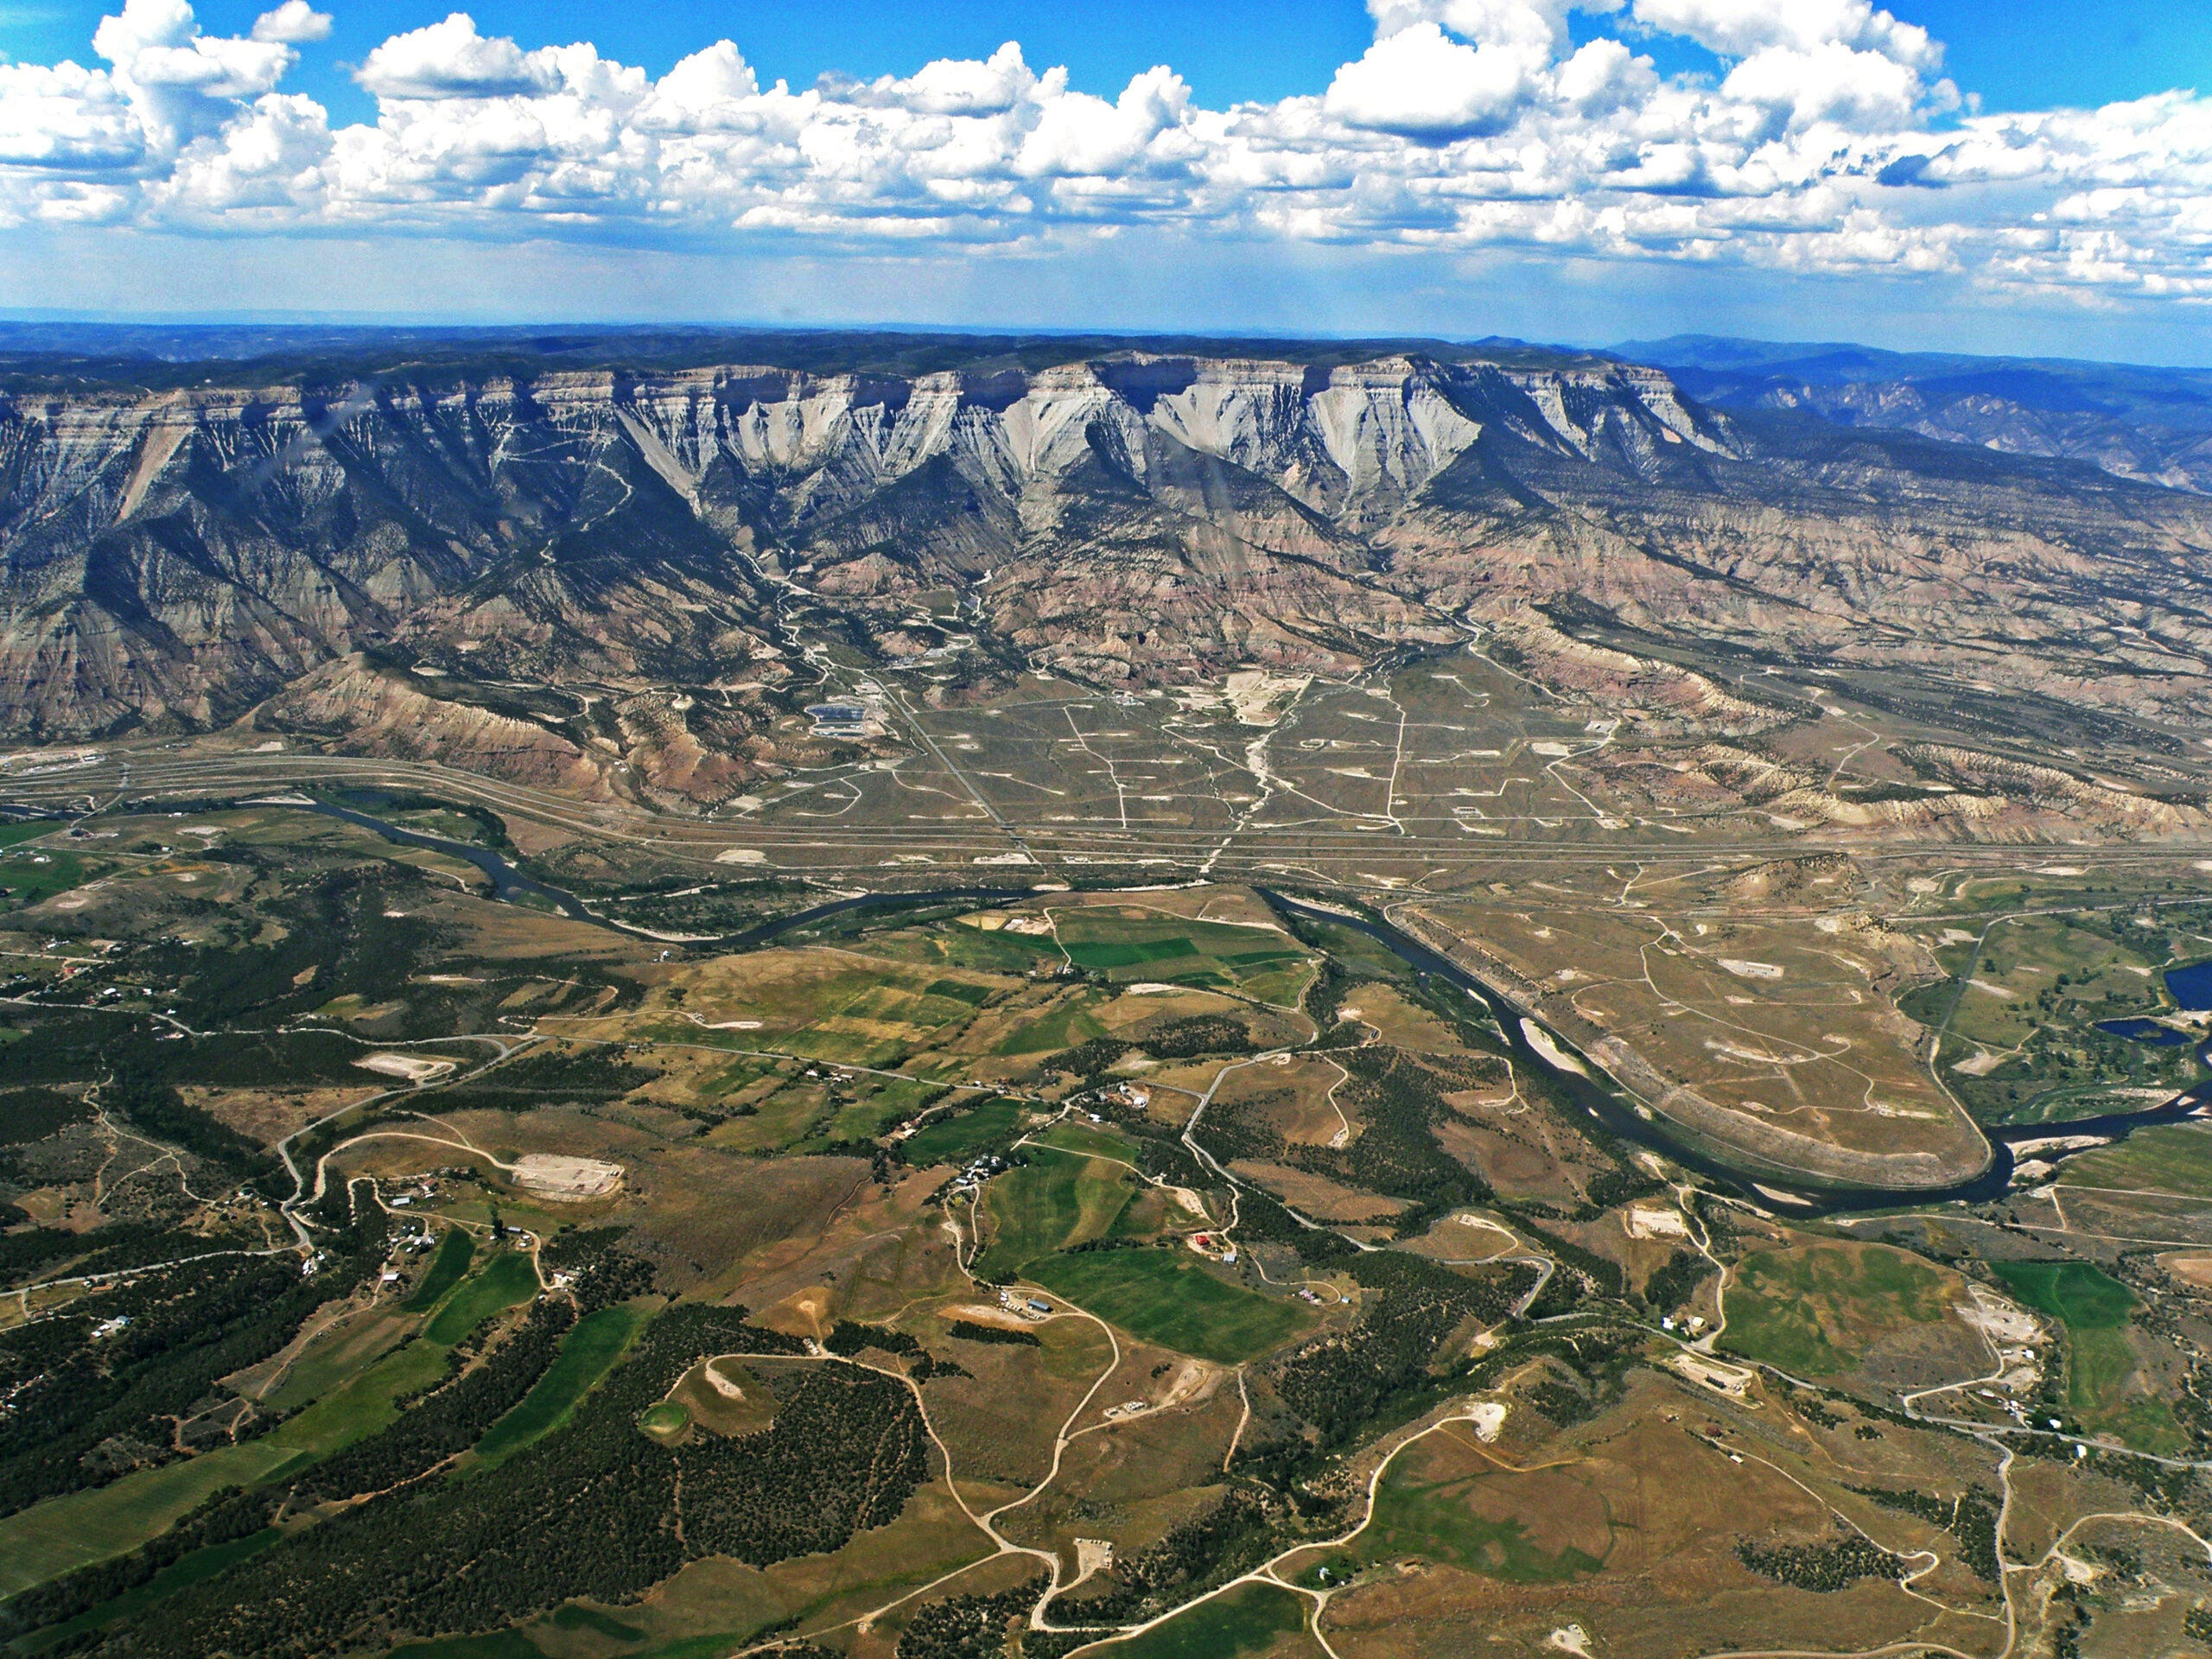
1 0 2209 346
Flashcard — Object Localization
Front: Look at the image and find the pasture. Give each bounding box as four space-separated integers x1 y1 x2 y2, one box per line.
473 1302 652 1467
1723 1243 1962 1377
976 1151 1135 1274
1089 1581 1317 1659
1992 1260 2181 1453
1025 1250 1311 1365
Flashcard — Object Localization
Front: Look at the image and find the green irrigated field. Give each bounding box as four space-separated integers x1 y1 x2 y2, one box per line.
0 1332 452 1593
423 1250 541 1344
13 1526 283 1653
902 1098 1028 1165
1050 913 1316 1001
0 1249 560 1592
1722 1243 1956 1377
384 1632 547 1659
1090 1581 1317 1659
404 1230 476 1309
1029 1119 1137 1162
926 923 1065 975
817 1075 947 1146
995 997 1107 1055
1993 1259 2134 1327
2057 1122 2212 1198
1916 906 2212 1124
473 1302 653 1468
1065 937 1203 971
0 845 99 908
976 1152 1134 1274
1026 1249 1312 1364
1992 1261 2182 1453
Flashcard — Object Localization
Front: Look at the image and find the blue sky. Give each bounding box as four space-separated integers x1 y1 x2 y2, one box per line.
2 1 2210 359
8 2 2206 116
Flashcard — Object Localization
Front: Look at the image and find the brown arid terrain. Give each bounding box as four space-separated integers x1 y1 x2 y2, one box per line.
3 328 2212 1659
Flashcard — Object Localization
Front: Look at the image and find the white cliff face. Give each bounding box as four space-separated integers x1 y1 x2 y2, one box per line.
1305 365 1484 516
618 354 1730 528
0 346 1774 739
1 353 1737 575
585 355 1513 527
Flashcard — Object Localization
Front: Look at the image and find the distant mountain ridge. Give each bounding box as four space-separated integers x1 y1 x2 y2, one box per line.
1620 333 2212 493
3 327 2210 805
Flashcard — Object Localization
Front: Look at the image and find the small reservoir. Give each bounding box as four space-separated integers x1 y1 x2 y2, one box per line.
2166 959 2212 1011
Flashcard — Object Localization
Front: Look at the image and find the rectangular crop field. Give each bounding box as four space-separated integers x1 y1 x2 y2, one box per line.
2057 1123 2212 1198
976 1153 1133 1274
1025 1250 1312 1364
0 1333 452 1592
473 1302 652 1468
1721 1243 1958 1377
423 1250 540 1344
1990 1260 2179 1452
901 1099 1027 1165
1028 1121 1136 1162
404 1230 475 1309
1090 1581 1316 1659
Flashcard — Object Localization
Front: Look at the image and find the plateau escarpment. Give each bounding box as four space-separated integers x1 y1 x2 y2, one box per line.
3 340 2212 792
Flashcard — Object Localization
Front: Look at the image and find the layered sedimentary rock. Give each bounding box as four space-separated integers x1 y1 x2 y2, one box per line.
3 345 2210 760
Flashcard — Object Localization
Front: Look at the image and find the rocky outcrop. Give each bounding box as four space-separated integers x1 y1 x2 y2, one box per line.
3 340 2212 773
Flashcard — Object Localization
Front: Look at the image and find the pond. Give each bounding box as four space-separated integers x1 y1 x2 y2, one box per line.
2094 1017 2192 1046
2165 959 2212 1011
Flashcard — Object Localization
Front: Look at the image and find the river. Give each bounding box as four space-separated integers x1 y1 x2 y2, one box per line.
297 798 1032 950
267 803 2212 1216
1252 889 2212 1217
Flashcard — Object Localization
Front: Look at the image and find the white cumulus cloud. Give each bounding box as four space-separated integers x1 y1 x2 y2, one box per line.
1326 22 1542 139
356 13 559 100
251 3 332 45
0 0 2207 317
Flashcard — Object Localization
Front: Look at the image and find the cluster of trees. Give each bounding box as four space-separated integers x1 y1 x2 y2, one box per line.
1046 1038 1131 1081
1500 1211 1622 1313
1580 1162 1669 1212
0 1214 385 1516
1310 1049 1485 1226
1850 1485 2000 1582
102 1076 272 1184
423 1046 657 1116
823 1320 918 1357
1642 1249 1714 1316
0 1014 283 1186
1046 1014 1255 1086
0 1481 275 1640
0 1084 91 1145
1140 1016 1255 1059
820 1319 962 1377
1734 1529 1904 1592
1298 953 1374 1046
1053 1491 1276 1626
892 1576 1044 1659
1196 1046 1483 1236
126 866 443 1030
678 1368 928 1560
1523 1375 1598 1427
1219 1182 1357 1267
1478 1325 1643 1417
83 1306 928 1658
944 1320 1038 1348
541 1226 658 1311
0 1217 227 1290
1273 1255 1535 1448
290 1300 575 1505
